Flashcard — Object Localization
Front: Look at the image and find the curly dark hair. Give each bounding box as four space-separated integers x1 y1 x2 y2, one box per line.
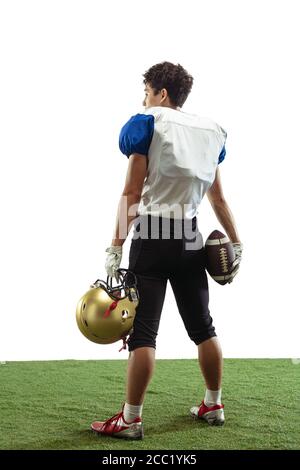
142 61 194 108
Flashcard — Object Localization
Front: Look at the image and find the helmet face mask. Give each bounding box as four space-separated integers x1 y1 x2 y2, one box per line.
76 269 139 346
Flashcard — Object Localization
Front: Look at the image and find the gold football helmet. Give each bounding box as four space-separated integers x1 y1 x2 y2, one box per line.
76 269 139 351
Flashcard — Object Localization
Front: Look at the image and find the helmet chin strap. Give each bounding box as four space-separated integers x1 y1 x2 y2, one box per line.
118 328 133 352
118 335 129 352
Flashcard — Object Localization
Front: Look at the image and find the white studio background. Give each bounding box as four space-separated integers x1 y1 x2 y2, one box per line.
0 0 299 361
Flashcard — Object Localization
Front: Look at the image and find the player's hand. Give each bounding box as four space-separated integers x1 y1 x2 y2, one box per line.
228 242 243 284
105 245 123 281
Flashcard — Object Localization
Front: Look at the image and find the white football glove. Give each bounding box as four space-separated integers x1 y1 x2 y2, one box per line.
228 242 243 284
105 245 123 281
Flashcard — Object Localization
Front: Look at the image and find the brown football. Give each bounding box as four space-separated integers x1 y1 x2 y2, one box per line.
204 230 235 285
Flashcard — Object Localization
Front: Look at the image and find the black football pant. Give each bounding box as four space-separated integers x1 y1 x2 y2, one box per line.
127 214 216 352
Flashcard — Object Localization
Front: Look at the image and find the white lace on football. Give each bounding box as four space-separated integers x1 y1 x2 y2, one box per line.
219 247 229 273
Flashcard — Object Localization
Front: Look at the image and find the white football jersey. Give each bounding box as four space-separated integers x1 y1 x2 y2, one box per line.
119 106 227 220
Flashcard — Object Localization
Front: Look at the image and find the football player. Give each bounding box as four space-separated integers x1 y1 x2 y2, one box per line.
91 61 243 439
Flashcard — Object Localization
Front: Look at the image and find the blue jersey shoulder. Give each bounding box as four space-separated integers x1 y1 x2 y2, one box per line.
218 145 226 164
119 113 155 158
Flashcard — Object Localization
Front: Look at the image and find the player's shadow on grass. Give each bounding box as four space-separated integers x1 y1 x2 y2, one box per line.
9 416 218 449
146 413 212 436
8 429 117 450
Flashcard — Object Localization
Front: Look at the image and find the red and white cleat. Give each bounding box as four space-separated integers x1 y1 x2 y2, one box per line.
190 400 225 426
91 404 144 440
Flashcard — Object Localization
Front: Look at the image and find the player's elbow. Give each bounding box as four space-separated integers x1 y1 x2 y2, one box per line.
213 196 227 206
207 193 227 207
122 188 142 201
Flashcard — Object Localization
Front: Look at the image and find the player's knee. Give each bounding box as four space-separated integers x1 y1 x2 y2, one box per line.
128 340 156 352
190 328 217 345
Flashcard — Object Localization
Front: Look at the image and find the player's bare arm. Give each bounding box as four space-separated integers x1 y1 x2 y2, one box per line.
206 167 241 244
111 153 148 247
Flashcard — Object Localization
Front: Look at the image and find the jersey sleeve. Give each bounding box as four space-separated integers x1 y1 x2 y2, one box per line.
119 113 155 158
218 144 226 164
217 125 227 164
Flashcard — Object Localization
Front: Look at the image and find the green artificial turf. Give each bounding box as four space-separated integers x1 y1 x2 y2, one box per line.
0 359 299 450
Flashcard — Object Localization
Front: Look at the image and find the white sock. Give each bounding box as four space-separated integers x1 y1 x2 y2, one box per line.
204 388 222 407
123 402 143 423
